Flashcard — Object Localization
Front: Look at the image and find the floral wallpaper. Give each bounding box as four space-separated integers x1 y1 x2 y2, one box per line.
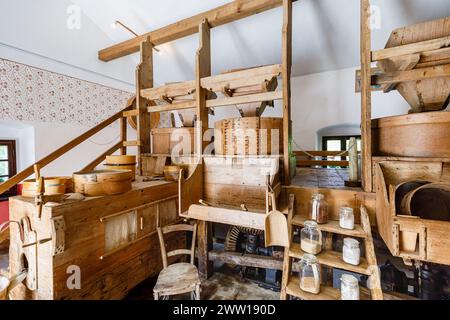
0 58 171 128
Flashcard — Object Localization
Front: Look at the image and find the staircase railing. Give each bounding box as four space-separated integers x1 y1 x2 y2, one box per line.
0 105 132 196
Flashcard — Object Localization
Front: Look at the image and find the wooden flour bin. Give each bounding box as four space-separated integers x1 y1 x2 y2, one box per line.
374 160 450 265
372 112 450 157
8 181 184 300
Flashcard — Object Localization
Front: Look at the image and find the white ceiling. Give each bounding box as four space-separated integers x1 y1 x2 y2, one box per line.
72 0 450 85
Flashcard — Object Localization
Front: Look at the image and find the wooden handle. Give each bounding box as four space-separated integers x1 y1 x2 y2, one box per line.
270 192 277 212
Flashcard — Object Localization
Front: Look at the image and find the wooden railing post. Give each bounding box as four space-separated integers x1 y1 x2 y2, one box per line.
196 19 213 280
136 36 153 175
282 0 293 185
361 0 373 192
120 117 127 155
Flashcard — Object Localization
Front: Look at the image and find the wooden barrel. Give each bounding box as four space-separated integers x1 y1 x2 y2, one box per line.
400 183 450 221
214 117 283 155
73 170 133 197
104 155 136 180
21 177 73 197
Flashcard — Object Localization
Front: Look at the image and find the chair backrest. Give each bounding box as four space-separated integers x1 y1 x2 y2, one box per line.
157 223 197 269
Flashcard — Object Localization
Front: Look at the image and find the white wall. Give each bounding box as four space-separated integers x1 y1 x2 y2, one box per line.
0 120 137 178
0 0 135 92
209 66 410 151
289 67 411 150
31 122 136 177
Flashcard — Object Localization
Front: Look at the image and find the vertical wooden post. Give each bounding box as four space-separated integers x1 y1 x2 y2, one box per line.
361 205 383 300
282 0 293 186
360 0 373 192
136 37 153 175
196 19 213 280
280 194 295 300
348 137 358 182
120 117 127 155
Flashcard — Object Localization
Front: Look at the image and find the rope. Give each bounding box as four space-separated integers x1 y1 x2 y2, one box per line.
88 134 121 146
292 139 356 158
292 138 358 183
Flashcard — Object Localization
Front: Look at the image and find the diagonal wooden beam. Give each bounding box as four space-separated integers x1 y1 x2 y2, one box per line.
372 64 450 85
98 0 287 62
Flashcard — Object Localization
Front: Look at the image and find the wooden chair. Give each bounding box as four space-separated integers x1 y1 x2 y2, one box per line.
153 223 200 300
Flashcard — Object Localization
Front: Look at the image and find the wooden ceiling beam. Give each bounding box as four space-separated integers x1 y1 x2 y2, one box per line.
98 0 287 62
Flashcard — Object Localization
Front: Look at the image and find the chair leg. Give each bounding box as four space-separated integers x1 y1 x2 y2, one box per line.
195 285 201 300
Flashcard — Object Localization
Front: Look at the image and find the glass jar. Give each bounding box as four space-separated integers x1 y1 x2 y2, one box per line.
341 274 360 300
339 207 355 230
299 254 321 294
342 238 361 266
309 193 328 224
301 220 323 255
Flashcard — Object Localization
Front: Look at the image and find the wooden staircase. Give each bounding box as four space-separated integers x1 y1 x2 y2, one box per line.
280 194 383 300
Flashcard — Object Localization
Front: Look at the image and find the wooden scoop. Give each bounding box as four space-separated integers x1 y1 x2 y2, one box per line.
264 191 289 248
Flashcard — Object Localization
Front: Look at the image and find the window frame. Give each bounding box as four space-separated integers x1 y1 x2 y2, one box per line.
321 135 361 168
0 139 18 198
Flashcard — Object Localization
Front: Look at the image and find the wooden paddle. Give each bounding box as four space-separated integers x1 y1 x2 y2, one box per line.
264 190 289 248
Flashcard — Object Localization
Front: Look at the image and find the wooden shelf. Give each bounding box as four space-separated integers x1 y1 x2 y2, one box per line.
291 215 367 239
289 243 371 276
286 277 340 300
286 277 372 300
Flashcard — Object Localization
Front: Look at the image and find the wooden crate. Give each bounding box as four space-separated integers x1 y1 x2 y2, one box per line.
203 155 280 211
151 127 195 155
8 181 183 300
214 117 283 156
282 186 377 227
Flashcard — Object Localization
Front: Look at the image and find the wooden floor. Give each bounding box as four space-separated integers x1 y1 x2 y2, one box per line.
126 265 279 300
292 168 358 190
0 248 278 300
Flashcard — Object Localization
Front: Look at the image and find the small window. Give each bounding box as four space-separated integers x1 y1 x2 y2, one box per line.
0 140 18 198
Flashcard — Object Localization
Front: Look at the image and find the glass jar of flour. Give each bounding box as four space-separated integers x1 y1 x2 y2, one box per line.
339 207 355 230
342 238 361 266
340 274 360 300
301 220 323 255
299 254 321 294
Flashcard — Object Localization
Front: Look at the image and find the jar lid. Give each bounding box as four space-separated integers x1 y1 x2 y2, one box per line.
341 274 358 285
344 237 360 247
339 207 354 215
304 220 318 228
312 193 325 200
301 253 318 264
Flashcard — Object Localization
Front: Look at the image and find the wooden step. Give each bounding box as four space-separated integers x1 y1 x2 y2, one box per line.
286 277 371 300
123 141 142 147
292 215 367 239
123 109 140 117
289 243 371 276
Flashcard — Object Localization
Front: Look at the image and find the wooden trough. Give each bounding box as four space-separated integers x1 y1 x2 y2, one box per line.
8 181 182 300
